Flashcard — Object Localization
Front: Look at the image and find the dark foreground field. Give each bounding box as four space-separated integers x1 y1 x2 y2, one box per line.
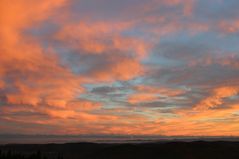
1 141 239 159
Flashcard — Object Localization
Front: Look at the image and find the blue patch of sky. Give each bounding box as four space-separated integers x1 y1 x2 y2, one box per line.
195 0 239 21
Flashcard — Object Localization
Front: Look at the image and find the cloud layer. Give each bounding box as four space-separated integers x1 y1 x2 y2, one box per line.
1 0 239 136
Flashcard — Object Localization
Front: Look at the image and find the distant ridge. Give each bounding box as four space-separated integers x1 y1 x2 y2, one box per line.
1 141 239 159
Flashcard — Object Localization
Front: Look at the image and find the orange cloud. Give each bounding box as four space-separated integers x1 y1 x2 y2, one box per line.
55 22 149 58
219 20 239 33
6 94 40 106
67 100 101 111
194 87 238 110
128 85 185 104
0 0 66 46
0 0 89 109
161 103 239 136
135 85 185 97
91 57 144 81
54 21 150 82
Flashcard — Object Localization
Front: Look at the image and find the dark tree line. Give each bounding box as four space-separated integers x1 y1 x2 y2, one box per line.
0 150 63 159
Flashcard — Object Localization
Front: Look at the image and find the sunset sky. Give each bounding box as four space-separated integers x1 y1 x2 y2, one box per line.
1 0 239 136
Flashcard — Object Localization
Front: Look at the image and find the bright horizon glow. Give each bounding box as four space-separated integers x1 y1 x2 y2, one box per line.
0 0 239 136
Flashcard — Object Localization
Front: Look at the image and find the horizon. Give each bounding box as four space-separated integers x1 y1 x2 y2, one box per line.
1 0 239 137
2 134 239 145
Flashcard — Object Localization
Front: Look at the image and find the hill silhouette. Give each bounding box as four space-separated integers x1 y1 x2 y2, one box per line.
1 141 239 159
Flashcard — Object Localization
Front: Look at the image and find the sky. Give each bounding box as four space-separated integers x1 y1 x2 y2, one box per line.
0 0 239 136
